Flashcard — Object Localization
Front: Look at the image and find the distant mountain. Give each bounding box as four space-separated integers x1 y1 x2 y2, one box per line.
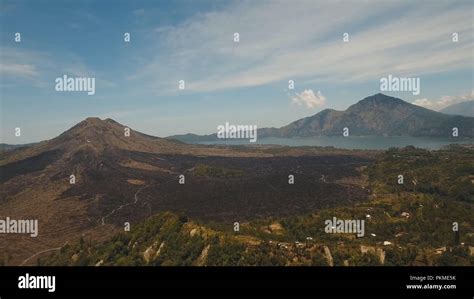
0 117 262 169
0 143 32 152
167 93 474 141
439 101 474 117
164 133 218 143
0 117 186 167
269 94 474 137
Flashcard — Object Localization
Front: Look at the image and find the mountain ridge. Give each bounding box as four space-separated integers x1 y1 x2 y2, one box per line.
440 100 474 117
167 93 474 141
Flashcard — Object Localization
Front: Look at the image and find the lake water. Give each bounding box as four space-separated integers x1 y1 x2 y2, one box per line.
196 136 473 150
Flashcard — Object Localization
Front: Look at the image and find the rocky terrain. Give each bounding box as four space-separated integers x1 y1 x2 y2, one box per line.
0 118 374 265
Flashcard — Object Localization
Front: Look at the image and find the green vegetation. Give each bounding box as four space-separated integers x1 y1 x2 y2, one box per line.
41 146 474 266
369 145 474 202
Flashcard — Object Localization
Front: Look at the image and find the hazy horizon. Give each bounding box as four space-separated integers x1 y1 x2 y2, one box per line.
1 92 472 146
1 0 473 144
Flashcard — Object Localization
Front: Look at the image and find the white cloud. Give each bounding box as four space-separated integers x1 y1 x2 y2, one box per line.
0 47 115 90
412 90 474 111
292 89 326 109
128 0 473 95
0 63 38 77
133 8 145 16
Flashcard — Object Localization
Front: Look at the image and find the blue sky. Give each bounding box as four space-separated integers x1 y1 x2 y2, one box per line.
1 0 473 143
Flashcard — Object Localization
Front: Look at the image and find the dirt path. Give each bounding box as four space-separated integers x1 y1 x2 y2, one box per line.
21 168 195 266
101 183 151 225
101 168 194 225
20 243 67 266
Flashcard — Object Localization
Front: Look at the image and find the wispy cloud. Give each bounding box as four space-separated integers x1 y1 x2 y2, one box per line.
412 90 474 111
0 47 115 90
0 63 38 77
133 8 145 16
128 0 473 95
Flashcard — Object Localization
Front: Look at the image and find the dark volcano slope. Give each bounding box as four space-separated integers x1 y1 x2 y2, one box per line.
103 154 372 224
